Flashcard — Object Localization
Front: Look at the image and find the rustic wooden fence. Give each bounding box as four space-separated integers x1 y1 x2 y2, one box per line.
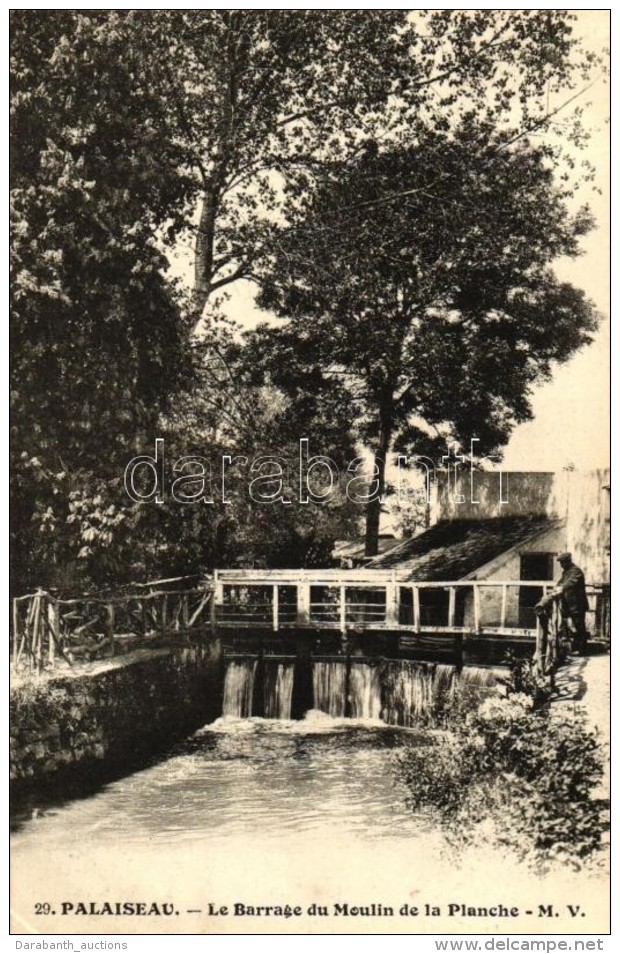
11 574 608 676
11 586 214 673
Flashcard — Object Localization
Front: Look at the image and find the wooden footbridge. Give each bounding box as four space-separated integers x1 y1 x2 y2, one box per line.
11 568 609 675
212 568 564 636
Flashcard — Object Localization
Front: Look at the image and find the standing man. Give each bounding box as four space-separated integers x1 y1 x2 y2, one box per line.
553 552 590 655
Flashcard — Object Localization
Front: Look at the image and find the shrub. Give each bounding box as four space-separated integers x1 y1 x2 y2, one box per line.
395 694 607 872
501 652 554 708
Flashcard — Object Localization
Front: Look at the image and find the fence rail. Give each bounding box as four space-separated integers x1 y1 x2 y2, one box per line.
212 574 609 639
11 587 213 673
11 572 609 673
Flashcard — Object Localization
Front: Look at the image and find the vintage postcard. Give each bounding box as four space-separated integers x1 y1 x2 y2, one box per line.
9 8 611 939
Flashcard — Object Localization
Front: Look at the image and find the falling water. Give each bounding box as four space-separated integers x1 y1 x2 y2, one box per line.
380 662 500 725
382 661 443 727
456 666 501 690
349 662 382 719
222 659 295 719
433 663 457 704
263 662 295 720
222 659 256 717
313 662 346 717
223 657 499 724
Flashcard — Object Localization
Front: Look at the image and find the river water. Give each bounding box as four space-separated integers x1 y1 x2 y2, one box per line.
11 714 426 846
10 682 608 934
11 714 454 933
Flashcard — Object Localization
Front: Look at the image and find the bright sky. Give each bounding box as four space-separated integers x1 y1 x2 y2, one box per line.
503 9 610 472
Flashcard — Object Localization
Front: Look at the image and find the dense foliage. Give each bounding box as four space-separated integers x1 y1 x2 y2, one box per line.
10 11 607 590
395 691 607 871
11 12 191 590
255 132 599 553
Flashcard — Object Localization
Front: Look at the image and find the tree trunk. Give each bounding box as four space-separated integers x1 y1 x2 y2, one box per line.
364 410 393 557
192 18 239 327
193 188 218 325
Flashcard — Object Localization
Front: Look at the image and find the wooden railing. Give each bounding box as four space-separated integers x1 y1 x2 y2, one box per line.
11 571 608 674
213 571 608 630
11 586 213 673
212 572 589 636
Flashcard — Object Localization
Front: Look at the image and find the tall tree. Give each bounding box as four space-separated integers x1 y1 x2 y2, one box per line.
168 10 604 322
254 126 600 555
10 10 606 586
69 10 600 322
10 11 191 589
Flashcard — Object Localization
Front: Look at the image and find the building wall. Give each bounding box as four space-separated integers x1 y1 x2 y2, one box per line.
433 471 556 521
562 469 610 585
433 468 610 585
461 525 565 628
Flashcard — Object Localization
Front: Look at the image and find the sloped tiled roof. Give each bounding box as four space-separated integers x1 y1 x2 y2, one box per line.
367 516 560 581
333 535 398 562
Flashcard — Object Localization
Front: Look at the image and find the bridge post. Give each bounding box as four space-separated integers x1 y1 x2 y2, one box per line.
211 573 224 631
534 614 549 679
105 602 115 644
385 581 398 627
272 584 279 632
47 599 58 667
473 584 482 634
297 583 311 626
500 584 508 629
412 585 421 633
448 587 456 628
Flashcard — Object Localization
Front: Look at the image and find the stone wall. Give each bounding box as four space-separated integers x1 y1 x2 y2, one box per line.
10 642 222 791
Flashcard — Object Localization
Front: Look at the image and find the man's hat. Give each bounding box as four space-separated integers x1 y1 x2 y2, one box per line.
557 551 572 563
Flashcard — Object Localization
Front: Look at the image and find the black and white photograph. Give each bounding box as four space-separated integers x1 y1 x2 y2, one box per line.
9 7 611 938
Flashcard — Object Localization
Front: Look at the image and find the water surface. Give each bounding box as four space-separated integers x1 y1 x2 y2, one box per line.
11 714 606 935
11 714 427 849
